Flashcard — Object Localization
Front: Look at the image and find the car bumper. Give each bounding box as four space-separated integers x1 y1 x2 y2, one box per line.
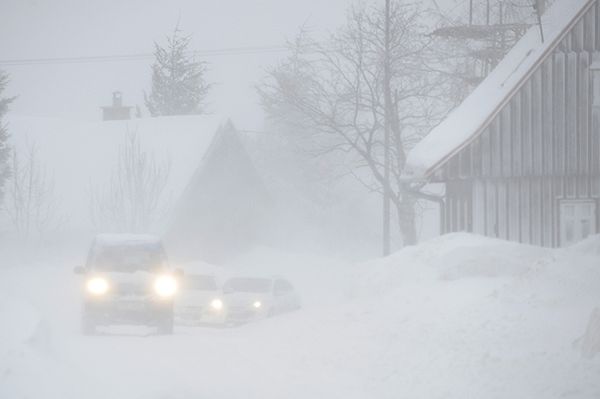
175 306 225 325
224 306 266 324
84 298 173 326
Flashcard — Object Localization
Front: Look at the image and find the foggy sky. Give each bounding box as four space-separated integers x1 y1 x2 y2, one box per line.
0 0 353 129
0 0 458 130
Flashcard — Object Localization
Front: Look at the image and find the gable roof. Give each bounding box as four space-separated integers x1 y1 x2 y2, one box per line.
6 114 226 231
165 121 271 262
405 0 595 179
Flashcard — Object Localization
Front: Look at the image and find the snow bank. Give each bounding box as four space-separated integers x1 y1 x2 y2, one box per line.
0 269 96 399
0 297 43 352
576 307 600 359
343 233 600 398
569 234 600 256
347 233 549 297
1 235 599 398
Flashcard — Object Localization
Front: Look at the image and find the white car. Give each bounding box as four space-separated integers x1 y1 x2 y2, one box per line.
175 274 225 325
221 277 301 325
74 234 180 335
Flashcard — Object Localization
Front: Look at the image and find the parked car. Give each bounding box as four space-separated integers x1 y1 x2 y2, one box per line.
175 273 225 325
221 276 301 325
74 234 181 335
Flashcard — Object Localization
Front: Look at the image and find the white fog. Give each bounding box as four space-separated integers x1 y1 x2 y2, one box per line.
1 0 599 398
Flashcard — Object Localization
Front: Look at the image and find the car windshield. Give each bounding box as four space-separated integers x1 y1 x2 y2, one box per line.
224 278 271 293
91 244 166 272
184 275 218 291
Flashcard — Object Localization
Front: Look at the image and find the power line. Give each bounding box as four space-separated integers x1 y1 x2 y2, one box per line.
0 44 293 67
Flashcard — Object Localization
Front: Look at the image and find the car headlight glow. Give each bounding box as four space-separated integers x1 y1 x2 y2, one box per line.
86 277 109 296
153 274 178 298
210 298 224 310
253 300 262 309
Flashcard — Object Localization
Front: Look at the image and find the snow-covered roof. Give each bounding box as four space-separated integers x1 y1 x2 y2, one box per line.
405 0 595 179
6 115 226 231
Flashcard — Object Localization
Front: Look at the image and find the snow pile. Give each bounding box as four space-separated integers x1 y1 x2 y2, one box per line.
347 233 549 297
0 297 44 353
1 234 599 398
0 296 81 399
576 307 600 359
343 233 600 397
569 234 600 256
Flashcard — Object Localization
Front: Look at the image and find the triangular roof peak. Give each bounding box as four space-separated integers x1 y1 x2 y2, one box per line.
405 0 595 179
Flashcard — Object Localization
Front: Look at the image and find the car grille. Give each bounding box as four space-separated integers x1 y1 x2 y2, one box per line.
179 305 204 314
114 282 147 296
227 306 255 321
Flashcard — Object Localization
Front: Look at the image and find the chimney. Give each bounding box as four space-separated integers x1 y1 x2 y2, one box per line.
112 91 123 107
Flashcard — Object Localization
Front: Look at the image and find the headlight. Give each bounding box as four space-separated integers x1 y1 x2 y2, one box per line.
154 275 178 298
210 298 224 310
253 300 262 309
86 277 109 296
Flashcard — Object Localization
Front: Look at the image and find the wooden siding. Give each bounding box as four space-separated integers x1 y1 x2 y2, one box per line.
437 2 600 247
444 177 600 247
439 1 600 181
440 53 598 180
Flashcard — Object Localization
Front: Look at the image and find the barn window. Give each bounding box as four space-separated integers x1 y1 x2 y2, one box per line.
559 200 597 246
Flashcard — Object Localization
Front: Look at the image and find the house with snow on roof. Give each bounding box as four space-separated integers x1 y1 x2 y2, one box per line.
7 115 270 262
405 0 600 247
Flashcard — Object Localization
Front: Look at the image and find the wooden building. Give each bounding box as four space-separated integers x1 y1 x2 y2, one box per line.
405 0 600 247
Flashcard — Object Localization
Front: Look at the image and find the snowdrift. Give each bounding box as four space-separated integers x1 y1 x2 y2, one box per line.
0 234 599 398
347 233 550 297
342 233 600 398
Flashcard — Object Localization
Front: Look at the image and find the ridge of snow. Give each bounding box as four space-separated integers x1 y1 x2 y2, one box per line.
1 233 600 397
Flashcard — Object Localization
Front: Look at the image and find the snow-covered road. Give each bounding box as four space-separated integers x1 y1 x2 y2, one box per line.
2 234 600 399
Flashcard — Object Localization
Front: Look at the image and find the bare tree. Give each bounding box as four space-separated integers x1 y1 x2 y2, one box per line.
258 1 449 248
90 131 171 233
4 143 65 242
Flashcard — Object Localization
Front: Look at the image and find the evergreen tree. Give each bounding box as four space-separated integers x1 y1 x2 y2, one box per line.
0 70 16 206
144 27 210 116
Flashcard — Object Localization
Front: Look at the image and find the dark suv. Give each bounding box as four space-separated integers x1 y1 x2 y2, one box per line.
74 234 180 335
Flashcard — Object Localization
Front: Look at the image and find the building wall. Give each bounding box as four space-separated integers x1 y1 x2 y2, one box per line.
439 1 600 247
443 176 600 247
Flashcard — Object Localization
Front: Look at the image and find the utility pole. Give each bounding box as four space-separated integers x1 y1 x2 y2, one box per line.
383 0 392 256
469 0 474 25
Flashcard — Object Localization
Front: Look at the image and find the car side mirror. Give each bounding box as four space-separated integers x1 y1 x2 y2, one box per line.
73 266 86 275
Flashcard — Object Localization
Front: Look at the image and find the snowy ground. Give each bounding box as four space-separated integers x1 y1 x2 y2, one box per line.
1 233 600 399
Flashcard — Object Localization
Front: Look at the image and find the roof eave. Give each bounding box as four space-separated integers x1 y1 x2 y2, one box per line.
417 0 596 181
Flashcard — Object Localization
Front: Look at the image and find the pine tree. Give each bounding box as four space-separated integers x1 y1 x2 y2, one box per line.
144 27 210 116
0 70 16 206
